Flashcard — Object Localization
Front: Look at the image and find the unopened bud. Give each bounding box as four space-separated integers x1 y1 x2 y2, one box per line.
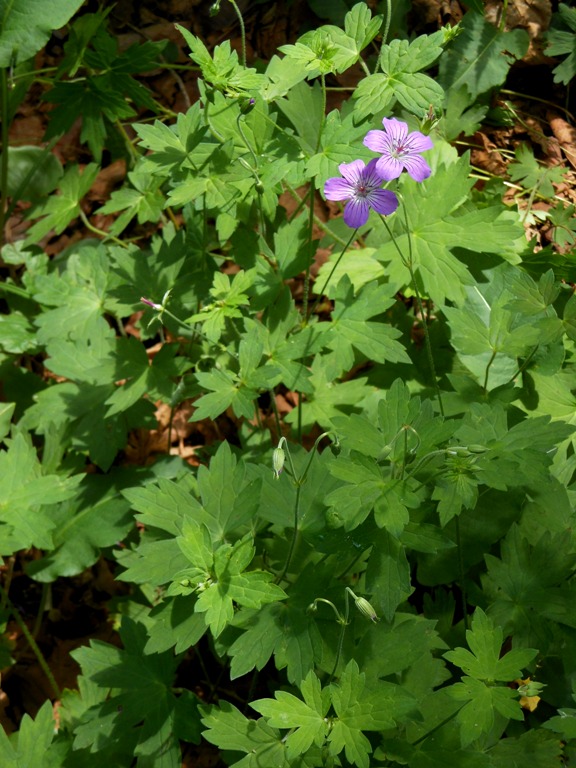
347 589 379 623
239 97 256 114
272 446 285 479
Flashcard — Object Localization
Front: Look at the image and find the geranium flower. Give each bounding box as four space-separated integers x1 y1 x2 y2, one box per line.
364 117 433 182
324 158 399 228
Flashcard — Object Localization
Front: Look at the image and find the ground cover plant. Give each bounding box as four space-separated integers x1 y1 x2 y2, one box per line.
1 0 576 765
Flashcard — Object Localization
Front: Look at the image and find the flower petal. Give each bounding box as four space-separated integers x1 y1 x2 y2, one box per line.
363 130 391 154
368 189 399 216
324 177 353 201
343 197 369 228
382 117 408 143
362 158 386 187
402 154 432 182
406 131 434 152
338 159 366 185
375 155 403 180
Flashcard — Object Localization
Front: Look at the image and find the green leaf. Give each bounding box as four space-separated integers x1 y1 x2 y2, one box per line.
195 535 286 638
32 243 112 347
3 146 63 202
353 33 444 120
274 215 313 279
97 169 165 236
25 472 134 581
546 4 576 84
186 269 253 342
0 431 82 555
356 613 448 684
325 276 409 369
375 156 525 306
0 700 60 768
508 144 566 198
251 670 330 758
366 529 412 621
284 355 371 432
201 701 288 766
228 563 326 684
24 162 98 241
276 81 324 155
176 27 265 94
0 311 37 354
444 608 537 682
0 0 85 66
443 87 488 140
329 661 417 768
483 525 576 638
345 3 383 51
145 597 207 654
489 728 564 768
438 12 529 101
196 440 263 540
108 225 189 316
543 707 576 740
73 618 201 761
134 104 208 175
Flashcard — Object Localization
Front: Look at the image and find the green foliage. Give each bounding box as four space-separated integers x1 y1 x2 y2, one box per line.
546 3 576 84
438 11 529 102
1 2 575 766
353 32 444 120
42 11 167 160
0 0 85 67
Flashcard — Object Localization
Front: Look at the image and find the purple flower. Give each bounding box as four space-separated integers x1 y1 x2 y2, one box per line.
364 118 433 182
324 158 399 228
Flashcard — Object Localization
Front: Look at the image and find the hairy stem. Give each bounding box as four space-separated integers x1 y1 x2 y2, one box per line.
227 0 247 67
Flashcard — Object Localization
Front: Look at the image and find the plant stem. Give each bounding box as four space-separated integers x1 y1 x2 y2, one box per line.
276 482 302 584
227 0 247 67
0 67 10 246
482 349 497 393
78 210 130 248
379 212 445 417
301 74 327 323
269 388 282 440
0 582 61 700
275 433 336 582
382 0 392 45
330 588 351 681
284 182 351 247
454 517 469 630
236 111 268 243
309 228 358 318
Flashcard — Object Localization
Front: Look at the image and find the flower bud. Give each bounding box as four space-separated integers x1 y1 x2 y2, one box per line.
272 446 285 479
347 589 379 623
354 596 379 623
239 97 256 115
